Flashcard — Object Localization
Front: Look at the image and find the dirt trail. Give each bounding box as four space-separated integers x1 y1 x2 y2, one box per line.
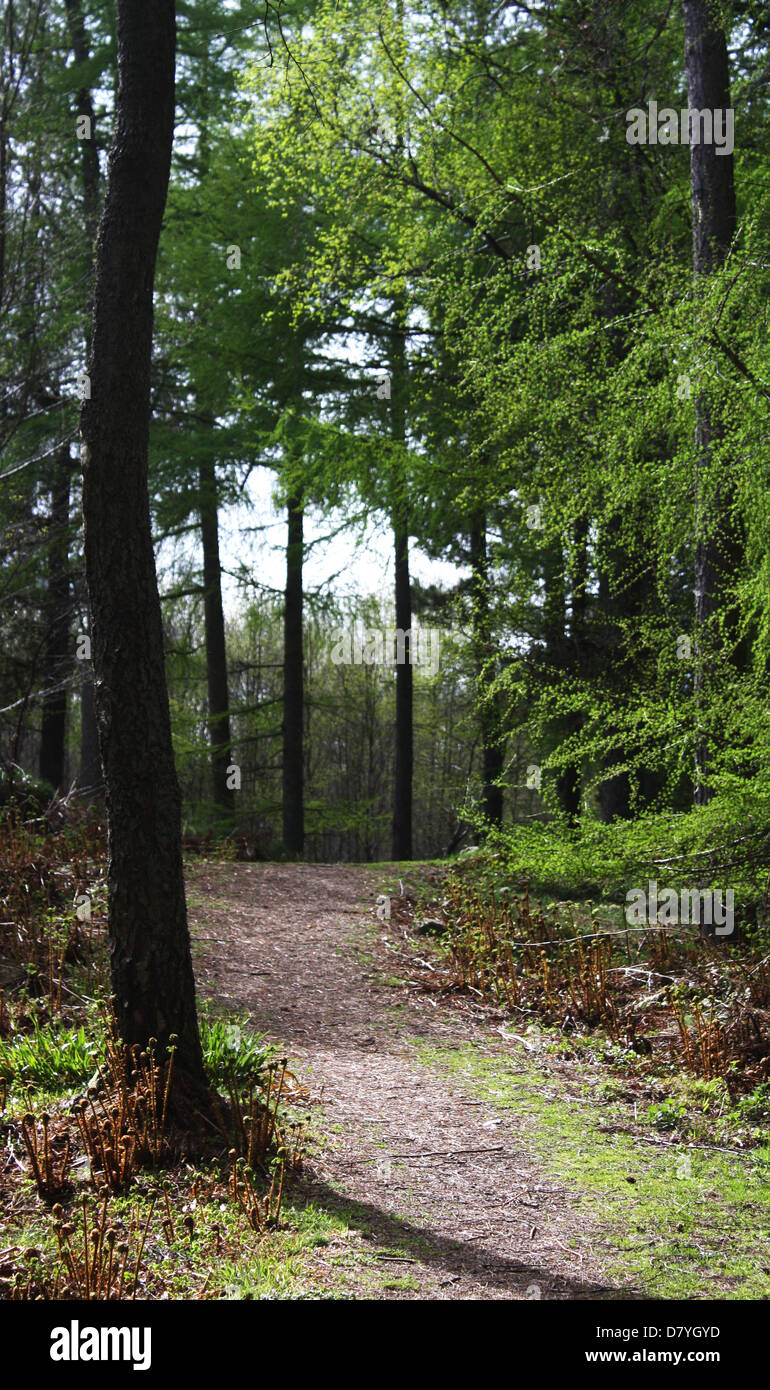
187 861 630 1300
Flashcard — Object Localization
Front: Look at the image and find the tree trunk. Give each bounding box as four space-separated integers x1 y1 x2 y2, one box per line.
0 75 7 319
558 519 588 825
39 445 72 792
392 507 413 859
64 0 103 805
596 550 631 822
684 0 738 805
542 537 586 820
390 302 412 860
64 0 100 251
282 491 304 855
78 671 103 800
79 0 204 1086
199 447 234 819
469 516 504 828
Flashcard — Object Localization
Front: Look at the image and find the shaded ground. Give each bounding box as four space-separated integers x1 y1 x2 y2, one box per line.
186 861 638 1301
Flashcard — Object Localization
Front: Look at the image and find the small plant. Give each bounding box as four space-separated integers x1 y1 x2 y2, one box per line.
0 990 11 1037
735 1081 770 1122
442 879 620 1035
4 1193 157 1300
48 1193 156 1299
19 1111 72 1199
0 810 106 1006
428 874 770 1091
228 1149 286 1231
0 1019 99 1091
646 1098 688 1132
75 1091 137 1194
200 1012 271 1084
670 996 727 1080
226 1058 289 1167
221 1054 307 1238
74 1008 176 1191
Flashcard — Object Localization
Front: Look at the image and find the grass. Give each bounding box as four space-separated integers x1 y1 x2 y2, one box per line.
380 1273 421 1292
413 1036 770 1299
0 965 340 1300
1 823 396 1302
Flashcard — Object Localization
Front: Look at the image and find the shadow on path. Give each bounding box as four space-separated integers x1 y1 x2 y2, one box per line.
292 1172 642 1301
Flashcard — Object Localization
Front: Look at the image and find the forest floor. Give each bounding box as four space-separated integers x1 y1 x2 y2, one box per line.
186 861 770 1301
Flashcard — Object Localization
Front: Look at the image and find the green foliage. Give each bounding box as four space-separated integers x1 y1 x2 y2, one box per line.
0 1007 270 1096
199 1012 272 1086
647 1099 688 1132
0 1020 98 1091
5 0 770 869
170 590 476 856
735 1083 770 1123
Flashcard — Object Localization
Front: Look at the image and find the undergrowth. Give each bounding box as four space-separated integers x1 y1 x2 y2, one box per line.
406 872 770 1095
0 804 317 1301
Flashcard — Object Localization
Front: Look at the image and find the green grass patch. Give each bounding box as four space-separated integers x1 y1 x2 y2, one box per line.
413 1039 770 1299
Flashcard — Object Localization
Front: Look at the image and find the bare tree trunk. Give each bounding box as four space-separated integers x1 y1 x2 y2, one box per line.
469 516 504 828
78 672 102 799
683 0 738 805
0 77 6 320
559 518 588 824
390 308 412 860
199 444 234 818
64 0 103 803
79 0 204 1086
64 0 100 250
282 490 304 855
39 444 72 791
596 536 632 822
392 510 413 860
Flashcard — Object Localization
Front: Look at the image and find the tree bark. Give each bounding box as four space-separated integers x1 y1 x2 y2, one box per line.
199 445 234 818
282 490 304 855
469 516 504 828
79 0 204 1085
390 306 412 861
392 506 413 859
557 520 588 825
39 445 72 792
0 76 6 320
64 0 103 804
64 0 100 251
596 538 632 822
78 670 103 800
542 537 586 822
683 0 738 805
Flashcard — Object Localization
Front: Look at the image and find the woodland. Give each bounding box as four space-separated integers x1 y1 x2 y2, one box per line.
1 0 770 1315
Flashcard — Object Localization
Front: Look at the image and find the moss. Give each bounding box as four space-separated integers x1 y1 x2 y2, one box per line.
413 1039 770 1299
380 1273 421 1291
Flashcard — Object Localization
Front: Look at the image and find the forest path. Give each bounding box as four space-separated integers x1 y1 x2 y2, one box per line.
186 861 632 1301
